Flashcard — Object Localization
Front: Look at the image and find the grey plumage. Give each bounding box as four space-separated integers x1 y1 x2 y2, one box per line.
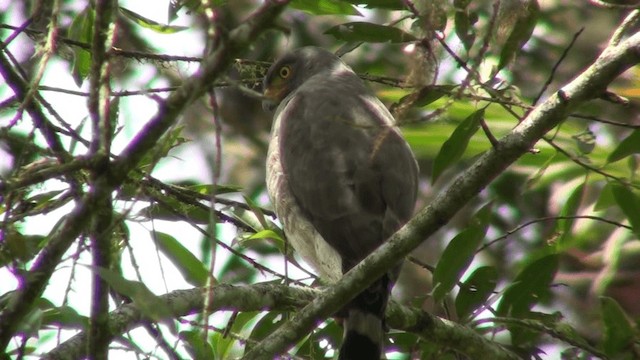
263 47 418 359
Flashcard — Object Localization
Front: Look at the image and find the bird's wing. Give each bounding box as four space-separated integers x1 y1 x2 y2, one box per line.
279 75 418 271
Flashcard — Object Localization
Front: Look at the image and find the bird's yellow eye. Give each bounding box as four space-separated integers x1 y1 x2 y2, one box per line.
279 65 291 79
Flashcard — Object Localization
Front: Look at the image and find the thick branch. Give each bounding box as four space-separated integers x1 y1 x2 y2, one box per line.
242 14 640 360
44 284 516 360
87 1 117 359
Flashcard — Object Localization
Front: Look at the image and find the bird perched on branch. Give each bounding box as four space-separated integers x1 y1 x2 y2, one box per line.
263 46 418 359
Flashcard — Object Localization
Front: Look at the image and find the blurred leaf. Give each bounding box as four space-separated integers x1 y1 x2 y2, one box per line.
432 109 483 183
240 229 286 253
455 266 498 320
245 312 286 353
396 85 456 109
243 194 269 229
68 6 94 86
555 182 585 248
120 7 188 33
217 252 258 284
109 96 121 138
526 151 558 189
432 203 493 302
295 320 343 358
290 0 362 16
138 202 210 223
180 330 215 360
41 304 89 329
607 129 640 163
498 254 559 317
95 267 173 321
247 229 284 241
228 205 267 235
139 126 188 173
18 307 43 337
594 182 615 211
341 0 405 9
497 0 540 71
186 183 243 195
611 183 640 238
154 231 209 287
168 0 203 21
26 189 64 205
601 297 635 357
0 230 45 266
214 311 260 359
454 0 476 50
325 22 417 43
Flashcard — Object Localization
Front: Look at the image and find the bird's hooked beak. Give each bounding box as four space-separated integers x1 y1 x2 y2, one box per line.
262 85 285 112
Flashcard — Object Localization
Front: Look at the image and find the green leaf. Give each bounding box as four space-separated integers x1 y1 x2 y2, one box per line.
26 190 64 207
95 267 173 321
154 231 209 287
186 183 243 195
290 0 362 16
180 330 215 360
496 0 540 71
119 7 188 33
555 182 585 249
454 0 476 50
42 304 89 329
325 22 417 43
497 254 559 317
455 266 498 320
432 203 492 303
245 312 286 353
68 7 94 86
109 96 121 139
611 183 640 238
432 109 483 183
138 125 188 173
240 229 286 252
138 202 210 223
341 0 405 9
601 297 634 356
214 312 261 358
526 151 558 189
608 129 640 163
397 85 455 108
0 231 46 266
217 253 258 284
594 182 615 211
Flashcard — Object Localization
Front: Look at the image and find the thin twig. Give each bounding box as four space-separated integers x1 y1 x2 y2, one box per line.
478 215 633 253
531 28 584 107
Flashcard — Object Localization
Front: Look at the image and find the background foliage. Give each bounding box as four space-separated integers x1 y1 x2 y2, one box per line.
1 0 640 359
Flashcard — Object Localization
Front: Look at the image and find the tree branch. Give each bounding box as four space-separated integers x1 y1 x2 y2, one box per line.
43 284 518 360
110 0 289 185
87 1 117 358
242 12 640 360
0 0 288 351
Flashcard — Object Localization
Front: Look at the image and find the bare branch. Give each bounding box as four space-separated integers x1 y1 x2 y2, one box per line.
43 284 520 360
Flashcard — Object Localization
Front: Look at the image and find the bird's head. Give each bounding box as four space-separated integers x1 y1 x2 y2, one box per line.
262 47 349 111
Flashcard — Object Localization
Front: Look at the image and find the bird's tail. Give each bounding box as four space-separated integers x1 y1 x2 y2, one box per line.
338 275 391 360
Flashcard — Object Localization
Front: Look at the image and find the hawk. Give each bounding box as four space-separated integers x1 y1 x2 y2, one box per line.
263 47 418 359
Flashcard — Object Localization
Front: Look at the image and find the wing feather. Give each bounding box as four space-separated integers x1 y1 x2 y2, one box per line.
279 73 418 271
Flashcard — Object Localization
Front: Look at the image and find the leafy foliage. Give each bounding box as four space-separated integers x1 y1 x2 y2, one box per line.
1 0 640 359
